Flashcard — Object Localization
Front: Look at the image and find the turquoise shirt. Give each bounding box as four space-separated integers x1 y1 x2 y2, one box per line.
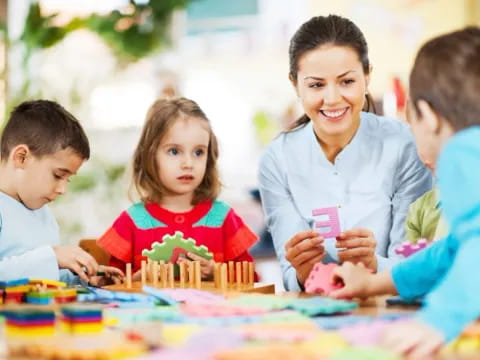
0 192 77 283
259 112 432 291
392 126 480 341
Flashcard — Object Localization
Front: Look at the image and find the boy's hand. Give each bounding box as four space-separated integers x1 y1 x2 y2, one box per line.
88 265 124 287
336 228 378 272
329 261 373 299
53 245 98 283
177 252 215 279
381 320 444 359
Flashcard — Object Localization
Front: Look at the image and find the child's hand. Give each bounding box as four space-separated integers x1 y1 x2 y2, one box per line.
381 319 444 359
329 261 373 299
178 252 215 279
88 265 124 287
53 245 98 283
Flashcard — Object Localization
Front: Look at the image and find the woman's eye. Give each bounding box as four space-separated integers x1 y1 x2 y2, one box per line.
53 174 62 180
309 82 324 88
342 79 355 85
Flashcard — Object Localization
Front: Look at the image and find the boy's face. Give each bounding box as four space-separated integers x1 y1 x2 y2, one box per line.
155 116 209 201
15 147 84 209
406 100 442 172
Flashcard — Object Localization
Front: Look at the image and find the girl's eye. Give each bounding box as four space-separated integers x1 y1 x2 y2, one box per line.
53 174 62 180
168 148 179 155
194 149 204 157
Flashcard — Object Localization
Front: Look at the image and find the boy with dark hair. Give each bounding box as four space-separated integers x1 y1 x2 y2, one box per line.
0 100 123 285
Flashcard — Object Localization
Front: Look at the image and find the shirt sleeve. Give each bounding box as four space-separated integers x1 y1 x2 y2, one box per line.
97 211 134 267
258 146 310 291
414 134 480 341
0 245 60 281
392 235 453 300
404 195 424 243
222 208 258 261
377 138 433 271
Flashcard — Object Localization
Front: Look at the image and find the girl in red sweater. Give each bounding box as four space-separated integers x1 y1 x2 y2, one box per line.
98 97 257 279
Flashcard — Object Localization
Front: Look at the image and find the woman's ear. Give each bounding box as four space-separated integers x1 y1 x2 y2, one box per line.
417 100 442 134
289 73 300 97
11 145 30 169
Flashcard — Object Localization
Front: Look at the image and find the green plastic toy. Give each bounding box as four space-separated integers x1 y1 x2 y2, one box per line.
141 231 213 263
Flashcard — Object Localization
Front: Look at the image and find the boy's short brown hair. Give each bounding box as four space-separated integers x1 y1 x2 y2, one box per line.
0 100 90 161
410 27 480 131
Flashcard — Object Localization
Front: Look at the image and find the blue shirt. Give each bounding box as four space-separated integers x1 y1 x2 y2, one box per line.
259 112 432 291
392 126 480 342
0 192 77 283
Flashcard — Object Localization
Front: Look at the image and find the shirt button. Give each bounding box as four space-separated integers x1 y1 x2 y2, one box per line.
334 171 338 175
174 215 185 224
338 205 342 208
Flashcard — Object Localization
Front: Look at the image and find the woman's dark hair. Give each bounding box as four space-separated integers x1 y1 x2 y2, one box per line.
288 14 376 130
410 26 480 131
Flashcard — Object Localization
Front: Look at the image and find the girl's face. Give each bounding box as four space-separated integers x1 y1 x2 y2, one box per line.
156 116 210 201
293 44 370 141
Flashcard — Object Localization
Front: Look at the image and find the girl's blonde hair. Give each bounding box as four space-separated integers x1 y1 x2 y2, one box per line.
131 97 221 204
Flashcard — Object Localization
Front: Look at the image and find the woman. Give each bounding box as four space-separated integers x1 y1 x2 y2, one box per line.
258 15 432 291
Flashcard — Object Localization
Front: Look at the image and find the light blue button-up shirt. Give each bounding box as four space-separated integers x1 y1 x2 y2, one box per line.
392 126 480 342
258 112 432 291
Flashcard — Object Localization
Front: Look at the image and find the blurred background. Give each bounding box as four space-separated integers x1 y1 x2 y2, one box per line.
0 0 478 289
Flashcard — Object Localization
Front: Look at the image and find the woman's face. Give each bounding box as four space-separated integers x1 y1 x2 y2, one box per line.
293 44 370 140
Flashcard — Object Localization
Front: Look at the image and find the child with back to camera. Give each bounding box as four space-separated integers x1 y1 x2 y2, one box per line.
330 27 480 358
98 97 258 279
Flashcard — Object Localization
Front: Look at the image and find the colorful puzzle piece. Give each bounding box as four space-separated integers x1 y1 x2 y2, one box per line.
312 206 341 238
142 231 213 263
394 238 429 257
286 296 358 316
305 262 343 296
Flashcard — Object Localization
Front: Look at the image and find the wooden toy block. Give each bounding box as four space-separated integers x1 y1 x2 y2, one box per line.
153 262 158 287
168 263 175 288
102 261 272 294
395 238 429 257
242 261 248 284
236 262 242 286
141 260 146 286
194 261 201 289
220 263 228 292
126 263 132 289
188 261 195 288
141 231 213 263
179 262 186 288
228 261 234 283
305 263 343 296
312 206 341 238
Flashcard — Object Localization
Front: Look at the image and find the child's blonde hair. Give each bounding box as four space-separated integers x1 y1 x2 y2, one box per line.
131 97 221 205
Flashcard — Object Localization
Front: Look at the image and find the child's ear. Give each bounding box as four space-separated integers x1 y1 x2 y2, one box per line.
417 100 442 134
11 145 30 169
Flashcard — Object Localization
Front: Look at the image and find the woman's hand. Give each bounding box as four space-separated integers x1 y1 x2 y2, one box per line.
285 230 325 285
336 228 378 271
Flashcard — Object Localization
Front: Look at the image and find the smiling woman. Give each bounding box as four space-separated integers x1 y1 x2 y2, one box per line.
258 15 433 291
